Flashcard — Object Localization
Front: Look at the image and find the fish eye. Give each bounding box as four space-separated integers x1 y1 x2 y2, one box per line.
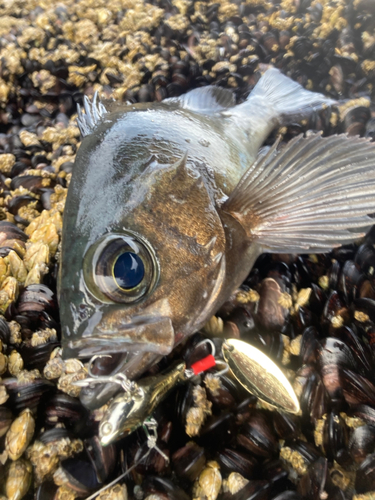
113 252 144 290
83 231 159 304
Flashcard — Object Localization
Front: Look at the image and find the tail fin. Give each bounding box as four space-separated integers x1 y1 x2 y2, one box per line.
247 68 336 124
228 68 336 131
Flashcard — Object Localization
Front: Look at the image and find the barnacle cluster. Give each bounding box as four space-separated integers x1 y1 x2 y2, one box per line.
0 0 374 499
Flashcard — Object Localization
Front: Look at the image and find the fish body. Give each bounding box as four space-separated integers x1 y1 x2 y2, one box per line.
59 69 375 408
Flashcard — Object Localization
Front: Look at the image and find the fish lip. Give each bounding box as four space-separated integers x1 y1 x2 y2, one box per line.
62 316 175 359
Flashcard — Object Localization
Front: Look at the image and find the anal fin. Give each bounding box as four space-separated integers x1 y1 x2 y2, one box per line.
222 133 375 253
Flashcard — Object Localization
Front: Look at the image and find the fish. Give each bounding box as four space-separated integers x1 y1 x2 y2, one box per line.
59 68 375 409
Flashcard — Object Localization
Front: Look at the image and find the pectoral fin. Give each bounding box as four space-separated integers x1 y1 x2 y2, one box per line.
222 133 375 253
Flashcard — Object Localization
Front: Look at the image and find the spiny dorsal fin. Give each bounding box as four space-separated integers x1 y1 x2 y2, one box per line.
164 86 235 114
173 151 189 179
77 91 107 137
222 133 375 253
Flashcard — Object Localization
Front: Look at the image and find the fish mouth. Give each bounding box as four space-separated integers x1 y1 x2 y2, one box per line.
79 350 161 410
63 315 175 359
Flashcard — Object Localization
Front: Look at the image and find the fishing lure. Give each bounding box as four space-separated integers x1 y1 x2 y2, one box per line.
75 339 299 446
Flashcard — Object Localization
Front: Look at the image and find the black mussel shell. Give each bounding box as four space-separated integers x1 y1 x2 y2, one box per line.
7 194 43 215
142 476 190 500
4 377 54 413
10 175 56 194
342 105 371 137
17 284 57 316
338 260 366 302
237 411 278 458
341 369 375 406
133 440 169 475
355 452 375 493
272 493 301 500
256 278 289 331
223 307 256 340
199 411 237 450
335 326 374 380
59 458 100 495
273 411 301 441
0 406 12 437
0 221 28 255
328 261 341 291
44 393 88 430
318 337 359 374
217 447 258 479
222 480 271 500
354 243 375 278
262 458 290 490
236 395 258 425
285 439 322 468
297 457 344 500
300 326 320 365
350 405 375 426
365 117 375 141
354 298 375 323
10 161 30 177
349 424 375 464
0 221 28 242
39 427 75 444
19 340 60 372
323 292 349 329
36 481 58 500
84 436 116 484
172 442 206 482
322 411 348 461
0 316 10 343
205 372 244 411
300 370 329 422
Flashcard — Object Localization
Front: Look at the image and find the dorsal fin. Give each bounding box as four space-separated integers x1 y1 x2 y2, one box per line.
77 91 107 137
164 86 236 114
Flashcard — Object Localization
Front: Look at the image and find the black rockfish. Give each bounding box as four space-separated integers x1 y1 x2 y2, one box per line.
59 68 375 408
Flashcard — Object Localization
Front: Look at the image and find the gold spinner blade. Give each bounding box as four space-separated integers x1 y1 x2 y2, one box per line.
222 338 300 414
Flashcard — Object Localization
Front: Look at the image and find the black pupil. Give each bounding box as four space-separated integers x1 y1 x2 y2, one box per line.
113 252 144 289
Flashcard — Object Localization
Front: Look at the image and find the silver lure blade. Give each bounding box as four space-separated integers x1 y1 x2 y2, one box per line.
222 339 300 414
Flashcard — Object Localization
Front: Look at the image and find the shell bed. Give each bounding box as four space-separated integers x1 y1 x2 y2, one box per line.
0 0 375 499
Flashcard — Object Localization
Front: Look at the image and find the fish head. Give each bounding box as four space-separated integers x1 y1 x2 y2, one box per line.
59 115 226 363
